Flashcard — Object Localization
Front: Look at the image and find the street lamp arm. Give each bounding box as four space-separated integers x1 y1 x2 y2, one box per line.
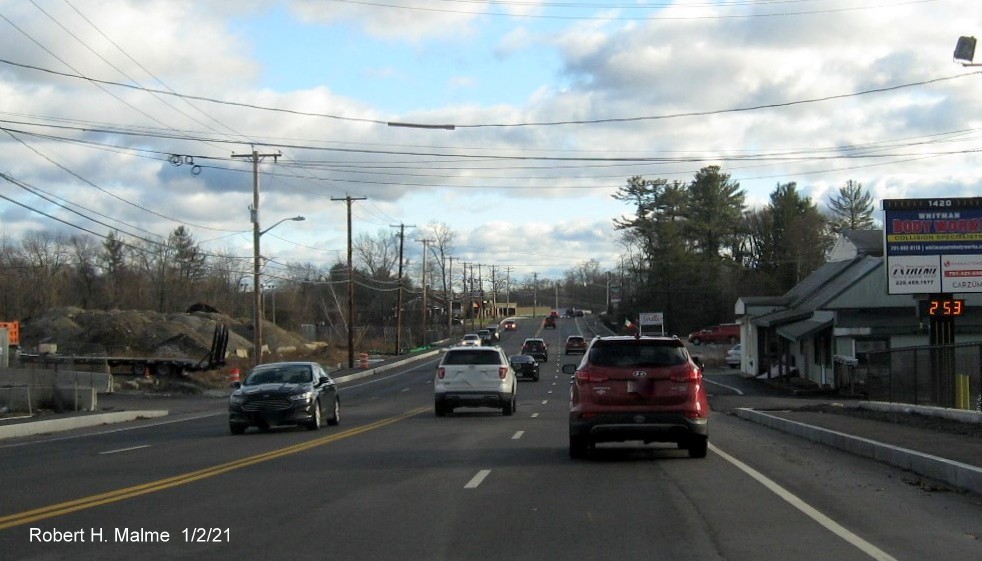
260 215 305 236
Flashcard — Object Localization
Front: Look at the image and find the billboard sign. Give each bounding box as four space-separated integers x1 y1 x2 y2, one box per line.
883 198 982 294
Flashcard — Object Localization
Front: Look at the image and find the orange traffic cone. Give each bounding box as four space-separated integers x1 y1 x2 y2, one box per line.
228 367 241 386
359 353 369 369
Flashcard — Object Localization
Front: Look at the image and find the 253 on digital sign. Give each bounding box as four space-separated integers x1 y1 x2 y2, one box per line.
920 298 966 317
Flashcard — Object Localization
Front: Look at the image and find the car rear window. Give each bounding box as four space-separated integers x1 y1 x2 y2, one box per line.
587 341 687 367
442 349 502 365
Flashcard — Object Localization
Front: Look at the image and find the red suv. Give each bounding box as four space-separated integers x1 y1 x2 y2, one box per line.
563 335 709 459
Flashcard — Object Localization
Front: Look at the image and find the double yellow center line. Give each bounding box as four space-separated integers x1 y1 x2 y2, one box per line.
0 406 429 530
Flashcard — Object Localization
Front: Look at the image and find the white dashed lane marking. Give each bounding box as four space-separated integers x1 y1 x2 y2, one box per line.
465 470 492 489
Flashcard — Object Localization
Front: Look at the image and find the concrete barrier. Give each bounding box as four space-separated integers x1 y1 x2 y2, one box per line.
0 368 113 393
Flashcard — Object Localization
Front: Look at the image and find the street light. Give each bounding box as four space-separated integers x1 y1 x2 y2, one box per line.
954 36 978 66
252 214 304 365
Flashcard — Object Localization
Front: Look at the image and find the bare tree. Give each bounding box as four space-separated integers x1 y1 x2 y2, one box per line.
353 229 398 279
20 231 70 315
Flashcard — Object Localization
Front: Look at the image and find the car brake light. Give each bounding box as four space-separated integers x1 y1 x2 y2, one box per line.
575 371 608 383
437 367 446 379
670 367 701 383
499 366 508 379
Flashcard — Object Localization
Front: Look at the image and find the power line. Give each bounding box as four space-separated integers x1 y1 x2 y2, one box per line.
1 57 975 129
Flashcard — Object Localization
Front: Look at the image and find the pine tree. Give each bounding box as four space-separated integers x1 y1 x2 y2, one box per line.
827 180 876 234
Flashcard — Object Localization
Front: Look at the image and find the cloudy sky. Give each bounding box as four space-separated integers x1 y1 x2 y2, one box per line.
1 0 980 284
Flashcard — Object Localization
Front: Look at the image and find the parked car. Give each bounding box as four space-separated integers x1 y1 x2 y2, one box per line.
228 361 340 434
501 319 518 331
459 333 481 346
543 316 557 329
509 354 540 381
725 344 742 369
435 346 517 416
564 335 588 355
563 335 709 459
687 323 740 345
521 337 548 362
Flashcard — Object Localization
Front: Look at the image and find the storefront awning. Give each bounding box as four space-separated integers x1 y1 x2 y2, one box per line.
776 311 834 341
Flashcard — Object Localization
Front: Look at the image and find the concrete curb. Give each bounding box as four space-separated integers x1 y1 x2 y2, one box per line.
332 349 441 384
734 407 982 496
0 410 169 440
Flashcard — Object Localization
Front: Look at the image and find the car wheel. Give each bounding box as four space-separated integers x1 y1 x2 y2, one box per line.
502 396 514 416
327 397 341 426
307 399 323 430
687 436 708 458
229 423 246 435
435 400 447 417
569 434 591 459
533 374 539 382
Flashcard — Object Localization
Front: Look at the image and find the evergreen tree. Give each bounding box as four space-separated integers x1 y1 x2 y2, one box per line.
827 180 876 234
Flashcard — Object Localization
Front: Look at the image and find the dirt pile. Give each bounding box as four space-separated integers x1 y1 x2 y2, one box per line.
19 307 314 359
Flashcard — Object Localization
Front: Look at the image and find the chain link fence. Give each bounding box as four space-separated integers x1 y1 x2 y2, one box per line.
836 342 982 410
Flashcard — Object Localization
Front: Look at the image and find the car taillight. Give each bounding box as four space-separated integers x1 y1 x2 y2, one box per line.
498 366 508 379
670 366 702 383
575 371 608 383
437 367 446 379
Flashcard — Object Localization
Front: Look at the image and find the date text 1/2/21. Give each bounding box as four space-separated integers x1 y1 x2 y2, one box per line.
183 528 230 543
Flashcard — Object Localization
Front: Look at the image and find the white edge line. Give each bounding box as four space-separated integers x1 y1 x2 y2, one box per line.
464 469 492 489
703 377 744 395
99 444 150 455
710 443 899 561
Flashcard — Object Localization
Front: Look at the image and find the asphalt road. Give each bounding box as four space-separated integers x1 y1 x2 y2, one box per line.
2 318 981 561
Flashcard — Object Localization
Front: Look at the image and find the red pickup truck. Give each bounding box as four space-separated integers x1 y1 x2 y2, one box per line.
687 323 739 345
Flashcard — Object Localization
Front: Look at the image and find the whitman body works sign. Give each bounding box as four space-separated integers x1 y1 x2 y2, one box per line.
883 198 982 294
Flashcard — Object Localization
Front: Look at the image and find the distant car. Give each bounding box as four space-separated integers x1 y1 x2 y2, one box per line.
460 334 481 347
477 329 493 346
564 336 709 459
725 344 742 369
228 361 340 434
543 316 557 329
435 346 517 416
501 319 518 331
564 335 588 355
521 338 548 362
509 354 540 381
485 326 500 343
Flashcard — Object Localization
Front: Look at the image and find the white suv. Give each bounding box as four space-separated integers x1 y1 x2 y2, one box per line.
434 346 517 416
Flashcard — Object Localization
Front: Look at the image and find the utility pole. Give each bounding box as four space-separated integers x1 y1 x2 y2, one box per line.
390 223 414 355
532 272 538 318
446 256 455 338
332 195 367 368
490 265 497 320
461 262 470 330
504 267 512 317
416 238 435 346
477 263 483 322
232 147 280 366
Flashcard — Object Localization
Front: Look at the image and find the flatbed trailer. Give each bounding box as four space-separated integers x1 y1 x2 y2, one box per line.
16 324 229 377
